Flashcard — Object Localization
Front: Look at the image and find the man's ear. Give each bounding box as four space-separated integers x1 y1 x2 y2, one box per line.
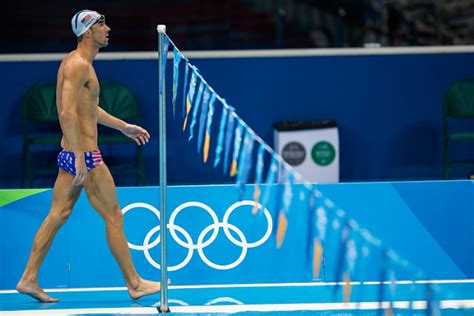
84 28 93 38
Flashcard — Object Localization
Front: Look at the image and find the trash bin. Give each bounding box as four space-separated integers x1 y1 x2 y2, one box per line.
274 120 339 183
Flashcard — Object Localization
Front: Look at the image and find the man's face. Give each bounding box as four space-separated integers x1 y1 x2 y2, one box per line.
90 19 110 48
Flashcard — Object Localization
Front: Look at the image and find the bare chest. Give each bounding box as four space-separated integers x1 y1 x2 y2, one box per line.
84 68 100 100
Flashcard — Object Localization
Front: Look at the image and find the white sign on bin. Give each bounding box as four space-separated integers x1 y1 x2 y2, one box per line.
274 120 339 183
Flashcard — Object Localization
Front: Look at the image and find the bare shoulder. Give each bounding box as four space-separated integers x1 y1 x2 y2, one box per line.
60 52 91 79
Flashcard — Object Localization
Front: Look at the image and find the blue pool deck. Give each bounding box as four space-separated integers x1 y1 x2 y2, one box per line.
1 280 473 315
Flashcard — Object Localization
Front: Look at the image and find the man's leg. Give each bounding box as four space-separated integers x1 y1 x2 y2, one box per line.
17 169 82 302
82 164 161 299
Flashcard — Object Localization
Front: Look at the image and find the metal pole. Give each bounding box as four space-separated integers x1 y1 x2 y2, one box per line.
157 24 169 314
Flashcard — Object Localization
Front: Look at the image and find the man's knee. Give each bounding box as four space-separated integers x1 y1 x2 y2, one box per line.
105 205 123 227
48 207 73 226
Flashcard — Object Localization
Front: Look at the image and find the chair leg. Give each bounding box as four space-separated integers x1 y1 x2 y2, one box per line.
21 142 27 188
136 146 145 186
25 143 33 188
443 139 449 180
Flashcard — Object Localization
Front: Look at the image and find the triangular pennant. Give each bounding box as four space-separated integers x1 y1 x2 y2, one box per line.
203 93 216 163
343 272 351 303
214 105 229 167
229 121 244 177
223 111 236 175
172 46 182 119
252 143 265 214
313 237 324 279
183 69 197 131
188 81 205 141
276 210 288 248
236 132 255 200
197 87 211 152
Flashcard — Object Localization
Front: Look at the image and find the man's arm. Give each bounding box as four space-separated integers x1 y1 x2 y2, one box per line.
58 59 89 185
97 106 127 130
98 107 150 145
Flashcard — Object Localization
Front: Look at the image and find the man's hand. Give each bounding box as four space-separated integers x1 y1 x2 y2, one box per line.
73 152 87 186
121 124 150 145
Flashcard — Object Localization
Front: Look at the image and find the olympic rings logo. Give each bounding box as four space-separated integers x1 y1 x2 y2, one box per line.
121 200 272 271
152 296 244 307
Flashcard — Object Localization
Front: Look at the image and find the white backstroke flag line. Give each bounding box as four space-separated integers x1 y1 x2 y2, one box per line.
162 32 468 312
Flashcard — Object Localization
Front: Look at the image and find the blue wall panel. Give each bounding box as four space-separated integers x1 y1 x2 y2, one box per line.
1 51 474 188
1 181 472 290
318 181 472 280
0 192 70 289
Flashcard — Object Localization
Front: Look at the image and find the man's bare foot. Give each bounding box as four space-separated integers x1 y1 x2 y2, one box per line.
128 278 165 300
16 280 59 303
